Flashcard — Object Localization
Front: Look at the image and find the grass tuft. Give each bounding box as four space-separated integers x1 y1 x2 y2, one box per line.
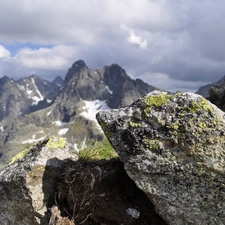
78 139 118 161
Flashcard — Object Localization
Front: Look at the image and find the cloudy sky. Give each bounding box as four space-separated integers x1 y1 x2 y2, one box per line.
0 0 225 92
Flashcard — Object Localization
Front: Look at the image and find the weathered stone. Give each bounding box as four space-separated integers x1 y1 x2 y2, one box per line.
0 137 78 225
96 91 225 225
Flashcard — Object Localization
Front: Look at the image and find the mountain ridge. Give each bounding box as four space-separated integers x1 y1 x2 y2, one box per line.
0 60 160 168
196 75 225 97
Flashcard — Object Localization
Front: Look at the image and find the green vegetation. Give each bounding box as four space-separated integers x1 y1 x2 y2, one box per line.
10 144 34 164
46 136 66 148
78 139 118 161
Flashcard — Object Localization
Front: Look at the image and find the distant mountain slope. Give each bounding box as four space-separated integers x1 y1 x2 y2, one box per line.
0 76 29 121
0 60 159 168
196 75 225 98
0 74 63 123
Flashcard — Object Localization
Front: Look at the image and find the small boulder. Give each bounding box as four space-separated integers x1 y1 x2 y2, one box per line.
96 91 225 225
0 137 78 224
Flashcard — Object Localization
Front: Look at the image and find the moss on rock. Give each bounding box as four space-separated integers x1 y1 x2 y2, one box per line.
10 145 34 164
143 92 169 108
129 121 142 128
46 136 66 149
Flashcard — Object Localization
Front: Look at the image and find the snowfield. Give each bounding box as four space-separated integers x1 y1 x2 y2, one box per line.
58 128 69 135
52 121 68 126
80 100 111 123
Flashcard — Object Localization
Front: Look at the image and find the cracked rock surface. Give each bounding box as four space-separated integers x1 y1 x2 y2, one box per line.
97 91 225 225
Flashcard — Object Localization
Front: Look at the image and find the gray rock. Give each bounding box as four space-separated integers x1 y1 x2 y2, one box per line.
0 137 78 225
96 90 225 225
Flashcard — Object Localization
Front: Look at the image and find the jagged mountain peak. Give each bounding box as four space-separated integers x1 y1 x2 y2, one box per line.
0 76 14 85
55 60 160 111
107 63 124 70
65 60 89 83
52 76 64 87
72 59 87 68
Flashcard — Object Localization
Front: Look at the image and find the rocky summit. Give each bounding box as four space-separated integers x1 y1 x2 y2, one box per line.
97 90 225 225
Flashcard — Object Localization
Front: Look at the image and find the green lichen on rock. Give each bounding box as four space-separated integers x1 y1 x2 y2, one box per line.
191 98 213 113
10 145 34 164
201 98 213 112
172 123 179 130
144 139 159 151
143 92 171 116
129 121 142 128
143 92 169 108
46 136 66 149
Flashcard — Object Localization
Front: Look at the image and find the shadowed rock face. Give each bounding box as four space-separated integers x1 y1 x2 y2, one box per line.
0 137 78 225
96 91 225 225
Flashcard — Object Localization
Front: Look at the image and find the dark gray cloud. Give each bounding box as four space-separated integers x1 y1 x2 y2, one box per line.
0 0 225 92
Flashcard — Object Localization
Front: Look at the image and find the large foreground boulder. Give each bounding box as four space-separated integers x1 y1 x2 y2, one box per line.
96 91 225 225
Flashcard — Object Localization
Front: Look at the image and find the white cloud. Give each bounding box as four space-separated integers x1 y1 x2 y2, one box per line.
0 0 184 45
128 30 148 49
0 45 10 58
138 72 206 93
0 44 82 80
16 45 78 70
0 0 225 91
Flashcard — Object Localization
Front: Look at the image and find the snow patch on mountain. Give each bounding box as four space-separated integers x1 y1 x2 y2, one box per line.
0 126 4 132
80 100 110 124
52 121 68 126
31 78 44 105
47 111 52 116
22 135 46 144
17 84 33 96
58 128 69 135
106 86 113 94
17 78 45 105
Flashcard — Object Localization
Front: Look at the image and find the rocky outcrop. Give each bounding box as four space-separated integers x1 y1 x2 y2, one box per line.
97 91 225 225
0 137 78 225
0 136 167 225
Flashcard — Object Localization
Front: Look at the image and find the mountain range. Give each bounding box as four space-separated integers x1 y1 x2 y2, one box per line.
1 59 225 168
0 60 159 168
